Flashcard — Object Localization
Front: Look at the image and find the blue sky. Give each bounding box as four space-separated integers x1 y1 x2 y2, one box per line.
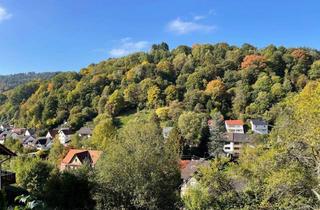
0 0 319 75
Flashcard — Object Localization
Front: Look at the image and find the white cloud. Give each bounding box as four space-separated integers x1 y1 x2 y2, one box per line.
167 18 215 35
193 15 205 21
109 38 149 57
0 6 12 23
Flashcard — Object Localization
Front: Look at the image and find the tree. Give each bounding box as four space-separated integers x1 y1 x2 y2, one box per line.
309 60 320 79
147 85 161 108
205 79 226 100
44 165 95 210
91 116 116 150
11 157 53 198
178 111 207 147
94 120 180 210
241 54 267 69
48 138 66 165
106 90 125 116
182 158 240 210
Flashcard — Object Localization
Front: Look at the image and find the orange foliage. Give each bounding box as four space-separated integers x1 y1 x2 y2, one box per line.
47 83 54 92
291 49 307 60
241 54 267 69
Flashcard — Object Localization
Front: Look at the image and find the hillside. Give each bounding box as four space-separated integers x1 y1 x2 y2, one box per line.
2 42 320 209
0 72 58 93
0 43 319 133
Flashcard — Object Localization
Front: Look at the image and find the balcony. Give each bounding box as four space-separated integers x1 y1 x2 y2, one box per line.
0 170 16 185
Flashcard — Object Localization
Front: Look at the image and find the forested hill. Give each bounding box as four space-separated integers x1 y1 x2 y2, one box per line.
0 72 58 93
0 43 319 134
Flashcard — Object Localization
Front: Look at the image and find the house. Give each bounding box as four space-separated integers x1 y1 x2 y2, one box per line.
24 129 35 137
24 137 52 151
34 137 52 150
0 131 11 144
22 135 36 145
0 124 11 132
225 120 245 134
46 129 59 139
162 127 173 139
58 128 75 145
223 133 252 156
250 119 268 134
77 127 93 138
60 149 102 171
180 159 210 196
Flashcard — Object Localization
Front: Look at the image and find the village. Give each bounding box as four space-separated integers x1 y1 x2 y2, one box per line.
0 117 269 195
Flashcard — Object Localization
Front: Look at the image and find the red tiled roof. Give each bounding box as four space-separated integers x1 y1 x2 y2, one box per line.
225 120 244 126
179 160 191 170
61 149 102 165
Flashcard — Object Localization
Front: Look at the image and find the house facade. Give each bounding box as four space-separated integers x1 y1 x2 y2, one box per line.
58 128 74 145
250 119 268 134
222 133 251 156
60 149 102 171
225 120 245 133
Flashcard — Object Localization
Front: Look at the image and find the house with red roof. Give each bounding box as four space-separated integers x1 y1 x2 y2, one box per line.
60 149 102 171
225 120 244 134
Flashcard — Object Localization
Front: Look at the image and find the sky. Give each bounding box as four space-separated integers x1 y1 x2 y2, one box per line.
0 0 320 75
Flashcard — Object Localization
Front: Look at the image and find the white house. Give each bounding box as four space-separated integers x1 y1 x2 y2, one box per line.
225 120 245 134
223 133 251 157
58 128 74 145
250 119 268 134
46 129 59 139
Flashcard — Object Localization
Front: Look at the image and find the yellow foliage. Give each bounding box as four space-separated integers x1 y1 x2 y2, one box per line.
205 79 225 97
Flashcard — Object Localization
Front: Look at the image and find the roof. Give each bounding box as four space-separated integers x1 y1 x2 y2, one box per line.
59 128 75 136
61 149 102 165
180 159 210 180
179 160 191 170
47 129 59 138
34 137 51 146
224 133 251 143
0 144 17 156
225 120 244 126
12 128 26 135
25 129 36 135
250 119 268 126
77 127 93 135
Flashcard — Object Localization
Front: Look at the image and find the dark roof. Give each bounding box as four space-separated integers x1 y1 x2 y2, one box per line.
224 133 251 143
250 119 268 126
59 128 75 135
77 127 93 135
25 129 36 135
47 129 59 138
35 137 50 146
0 144 17 156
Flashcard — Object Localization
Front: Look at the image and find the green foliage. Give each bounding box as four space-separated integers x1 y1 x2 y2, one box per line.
44 166 95 210
0 43 319 131
90 115 116 150
178 111 208 146
94 120 180 210
10 157 53 197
